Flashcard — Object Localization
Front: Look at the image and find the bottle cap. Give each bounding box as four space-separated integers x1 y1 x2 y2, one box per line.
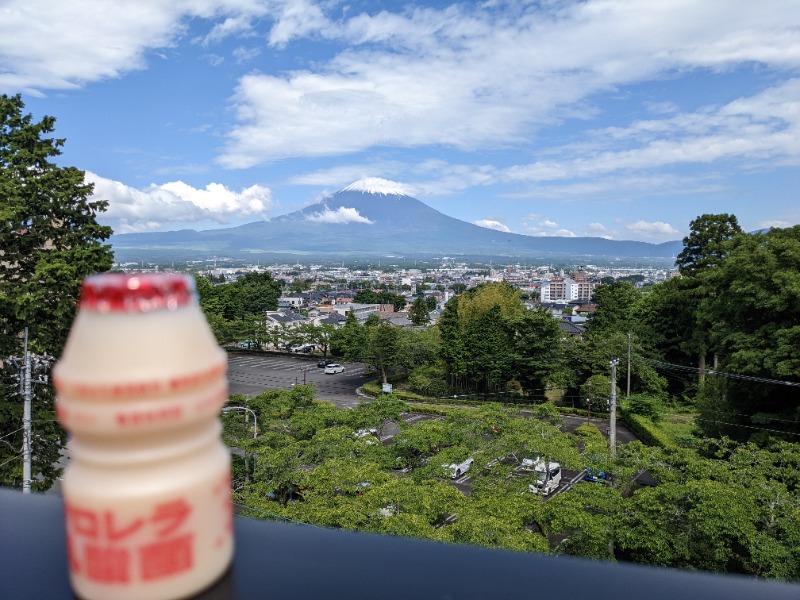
79 273 196 313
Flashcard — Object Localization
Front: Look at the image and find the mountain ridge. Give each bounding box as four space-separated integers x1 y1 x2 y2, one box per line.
110 180 683 262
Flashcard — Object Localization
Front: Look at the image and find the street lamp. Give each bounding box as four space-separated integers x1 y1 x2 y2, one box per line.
221 406 258 439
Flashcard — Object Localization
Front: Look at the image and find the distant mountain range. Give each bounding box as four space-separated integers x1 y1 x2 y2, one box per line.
110 179 683 263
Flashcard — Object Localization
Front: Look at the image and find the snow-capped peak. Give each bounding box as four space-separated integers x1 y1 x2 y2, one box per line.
340 178 410 196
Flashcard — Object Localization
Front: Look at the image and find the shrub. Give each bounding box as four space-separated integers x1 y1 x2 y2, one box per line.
408 365 450 397
626 396 662 423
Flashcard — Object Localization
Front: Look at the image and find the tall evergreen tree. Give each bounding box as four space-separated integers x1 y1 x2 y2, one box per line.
0 94 114 489
675 213 743 277
408 296 431 325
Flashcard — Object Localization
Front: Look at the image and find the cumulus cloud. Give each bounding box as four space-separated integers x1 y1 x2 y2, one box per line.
588 223 608 233
759 220 794 229
521 214 560 235
521 213 575 237
474 219 510 233
305 206 373 224
625 220 679 238
584 222 614 239
267 0 332 48
86 172 276 233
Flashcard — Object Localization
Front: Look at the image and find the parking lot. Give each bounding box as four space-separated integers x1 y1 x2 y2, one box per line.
227 352 370 408
227 352 639 497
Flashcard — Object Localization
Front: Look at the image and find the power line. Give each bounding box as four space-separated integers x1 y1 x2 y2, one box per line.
640 358 800 388
0 452 23 471
694 418 800 438
0 427 25 442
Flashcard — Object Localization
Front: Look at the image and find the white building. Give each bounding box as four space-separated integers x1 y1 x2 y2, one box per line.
539 277 598 303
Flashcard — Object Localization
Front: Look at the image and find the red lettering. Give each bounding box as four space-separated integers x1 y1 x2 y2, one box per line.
151 499 191 537
85 544 131 583
116 406 183 427
139 534 193 581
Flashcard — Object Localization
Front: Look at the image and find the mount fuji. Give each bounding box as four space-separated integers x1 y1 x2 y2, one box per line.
110 178 682 262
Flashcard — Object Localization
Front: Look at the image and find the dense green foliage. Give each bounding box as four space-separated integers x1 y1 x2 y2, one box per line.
353 289 407 312
196 272 282 344
408 296 431 325
632 219 800 440
229 388 800 581
0 94 113 489
438 282 565 394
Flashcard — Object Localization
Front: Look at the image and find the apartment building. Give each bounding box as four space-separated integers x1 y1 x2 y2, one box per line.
539 277 598 303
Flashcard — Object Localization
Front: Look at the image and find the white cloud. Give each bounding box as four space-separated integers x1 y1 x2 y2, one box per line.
504 78 800 187
87 172 276 233
0 0 270 93
588 222 608 233
305 206 373 224
473 219 510 233
759 220 794 229
521 214 575 237
521 214 559 232
217 1 800 166
585 223 613 239
268 0 332 48
523 225 576 238
625 220 679 238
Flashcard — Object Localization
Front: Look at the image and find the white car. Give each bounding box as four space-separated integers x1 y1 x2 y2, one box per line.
324 363 345 374
443 458 474 479
354 428 379 444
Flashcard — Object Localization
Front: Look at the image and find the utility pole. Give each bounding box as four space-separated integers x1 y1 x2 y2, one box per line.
609 357 619 458
626 332 632 400
6 328 54 494
22 329 32 494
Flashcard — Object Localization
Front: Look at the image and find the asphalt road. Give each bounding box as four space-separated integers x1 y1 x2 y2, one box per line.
227 352 370 408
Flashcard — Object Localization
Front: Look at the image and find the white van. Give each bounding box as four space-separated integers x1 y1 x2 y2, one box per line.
524 458 562 496
443 458 474 479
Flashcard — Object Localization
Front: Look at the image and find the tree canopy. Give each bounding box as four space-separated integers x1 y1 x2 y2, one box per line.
0 94 114 489
227 388 800 582
675 213 743 277
196 271 282 344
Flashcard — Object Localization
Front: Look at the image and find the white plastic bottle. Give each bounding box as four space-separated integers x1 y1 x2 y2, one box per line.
53 273 233 600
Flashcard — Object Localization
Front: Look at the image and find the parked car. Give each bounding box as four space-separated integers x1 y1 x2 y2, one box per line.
443 458 474 479
324 363 345 374
317 359 334 368
290 344 314 353
354 428 379 445
584 468 609 483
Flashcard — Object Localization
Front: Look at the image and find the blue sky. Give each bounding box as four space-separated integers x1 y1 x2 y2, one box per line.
2 0 799 242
